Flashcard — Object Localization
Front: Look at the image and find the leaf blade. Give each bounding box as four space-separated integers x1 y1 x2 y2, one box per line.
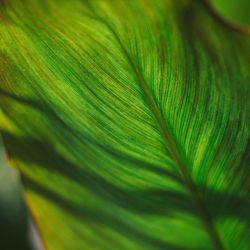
0 0 250 249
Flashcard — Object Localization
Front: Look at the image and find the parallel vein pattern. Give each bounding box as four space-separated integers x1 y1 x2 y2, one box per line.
102 17 224 249
0 0 250 250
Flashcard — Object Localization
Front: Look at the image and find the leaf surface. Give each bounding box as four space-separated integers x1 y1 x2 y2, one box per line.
0 0 250 249
211 0 250 28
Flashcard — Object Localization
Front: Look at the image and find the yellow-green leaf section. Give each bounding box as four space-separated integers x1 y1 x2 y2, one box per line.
0 0 250 249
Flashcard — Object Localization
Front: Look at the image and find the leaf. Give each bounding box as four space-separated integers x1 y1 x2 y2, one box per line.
210 0 250 29
0 0 250 249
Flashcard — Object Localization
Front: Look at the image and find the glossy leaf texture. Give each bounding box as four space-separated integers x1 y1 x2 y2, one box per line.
0 0 250 249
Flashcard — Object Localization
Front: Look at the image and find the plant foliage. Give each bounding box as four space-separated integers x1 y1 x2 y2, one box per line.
0 0 250 249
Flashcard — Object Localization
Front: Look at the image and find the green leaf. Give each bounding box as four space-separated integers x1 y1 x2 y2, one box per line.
210 0 250 29
0 0 250 249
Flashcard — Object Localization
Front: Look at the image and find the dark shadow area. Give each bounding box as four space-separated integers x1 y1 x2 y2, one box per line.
1 129 192 216
21 175 185 250
0 168 34 250
0 212 33 250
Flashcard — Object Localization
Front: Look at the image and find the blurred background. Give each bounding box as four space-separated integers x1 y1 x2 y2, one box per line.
0 137 42 250
211 0 250 28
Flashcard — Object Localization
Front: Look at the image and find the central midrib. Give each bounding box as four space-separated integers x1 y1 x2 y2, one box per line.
100 18 225 250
